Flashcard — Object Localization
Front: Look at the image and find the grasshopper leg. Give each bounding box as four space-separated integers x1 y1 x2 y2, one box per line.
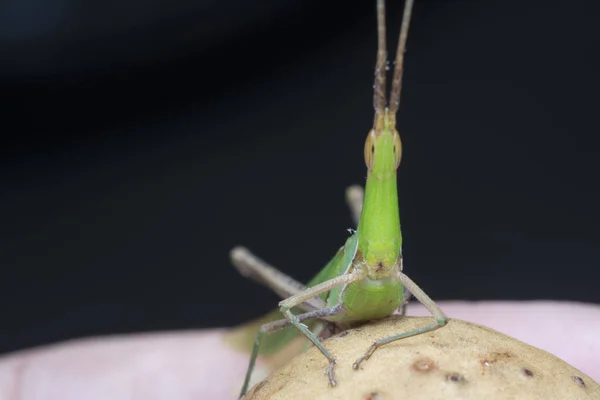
353 270 447 370
345 185 364 226
352 321 442 370
279 273 359 387
240 305 344 398
396 286 412 317
396 271 448 326
230 246 326 312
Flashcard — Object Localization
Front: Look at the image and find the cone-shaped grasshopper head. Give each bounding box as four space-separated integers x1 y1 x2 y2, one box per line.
357 112 402 277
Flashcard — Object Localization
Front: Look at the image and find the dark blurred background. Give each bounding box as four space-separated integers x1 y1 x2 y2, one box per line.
1 0 599 355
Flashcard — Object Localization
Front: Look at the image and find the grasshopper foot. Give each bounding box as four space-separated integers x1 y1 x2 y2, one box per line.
326 359 337 387
352 342 378 370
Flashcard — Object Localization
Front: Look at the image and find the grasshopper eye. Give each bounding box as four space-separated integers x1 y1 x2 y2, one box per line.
393 131 402 168
364 130 376 169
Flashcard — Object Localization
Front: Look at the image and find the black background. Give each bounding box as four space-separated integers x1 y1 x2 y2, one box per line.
1 0 599 356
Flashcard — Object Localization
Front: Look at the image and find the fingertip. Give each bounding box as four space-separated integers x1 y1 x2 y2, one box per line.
0 329 249 400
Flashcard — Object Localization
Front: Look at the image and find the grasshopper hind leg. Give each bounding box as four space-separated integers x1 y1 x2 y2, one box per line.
230 247 327 312
345 185 364 226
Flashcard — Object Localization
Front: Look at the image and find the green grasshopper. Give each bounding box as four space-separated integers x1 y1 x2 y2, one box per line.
229 0 447 397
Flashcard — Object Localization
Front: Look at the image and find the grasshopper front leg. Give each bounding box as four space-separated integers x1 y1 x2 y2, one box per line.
240 305 344 398
279 272 361 387
353 269 448 370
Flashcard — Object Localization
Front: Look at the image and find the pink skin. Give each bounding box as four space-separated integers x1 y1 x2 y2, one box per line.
0 301 598 400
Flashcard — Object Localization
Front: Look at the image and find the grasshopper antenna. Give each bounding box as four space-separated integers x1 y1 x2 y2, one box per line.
373 0 388 119
389 0 415 115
